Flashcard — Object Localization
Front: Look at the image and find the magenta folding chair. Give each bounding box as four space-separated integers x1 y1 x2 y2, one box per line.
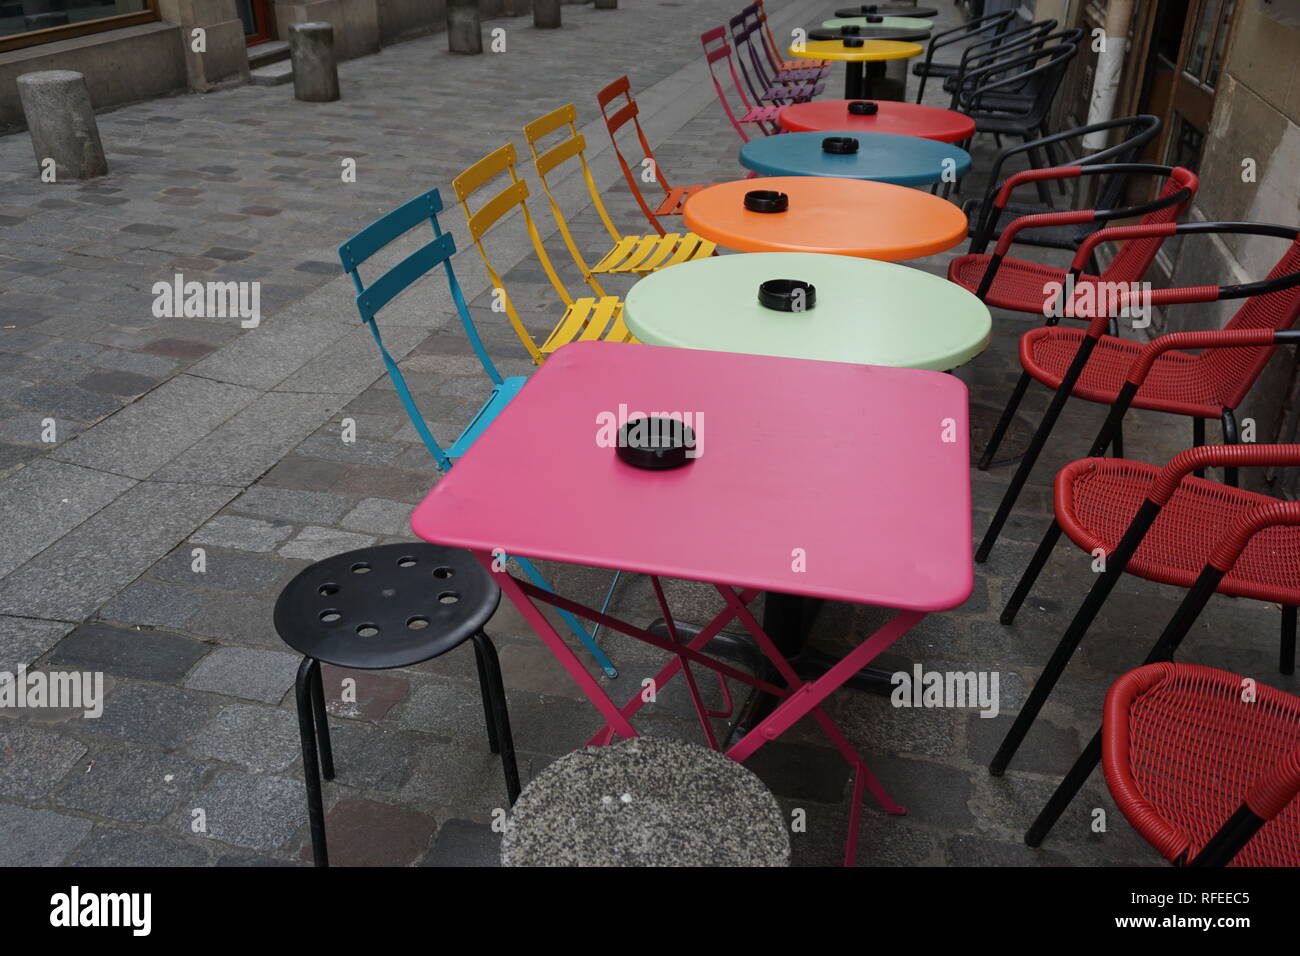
702 25 782 141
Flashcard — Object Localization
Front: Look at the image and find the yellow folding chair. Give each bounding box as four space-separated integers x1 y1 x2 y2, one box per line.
451 143 637 366
522 104 716 279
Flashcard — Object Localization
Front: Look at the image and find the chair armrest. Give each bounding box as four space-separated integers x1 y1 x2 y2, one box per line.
993 166 1083 209
1209 499 1300 573
1246 745 1300 821
1118 325 1265 381
1148 443 1300 505
1070 222 1177 272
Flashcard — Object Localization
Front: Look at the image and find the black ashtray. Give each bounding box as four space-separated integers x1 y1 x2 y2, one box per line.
848 100 879 115
616 417 696 470
744 189 789 213
859 4 879 11
758 279 817 312
822 136 859 154
839 24 861 35
842 36 865 47
865 14 883 22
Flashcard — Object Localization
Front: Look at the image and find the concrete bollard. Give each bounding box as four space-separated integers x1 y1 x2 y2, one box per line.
16 70 108 182
533 0 560 29
446 0 483 54
289 22 340 103
594 0 617 8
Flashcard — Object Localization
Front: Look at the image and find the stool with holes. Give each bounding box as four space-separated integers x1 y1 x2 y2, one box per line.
274 542 520 866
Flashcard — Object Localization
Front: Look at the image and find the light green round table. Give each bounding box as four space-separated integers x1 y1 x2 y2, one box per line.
822 16 933 30
623 252 991 371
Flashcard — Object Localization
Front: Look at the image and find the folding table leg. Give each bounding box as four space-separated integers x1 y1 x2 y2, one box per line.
717 587 924 864
476 551 639 740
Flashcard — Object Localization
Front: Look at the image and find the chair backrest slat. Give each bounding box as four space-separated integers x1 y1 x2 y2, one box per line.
356 232 456 320
453 144 586 364
1102 167 1198 282
1209 238 1300 407
701 25 767 142
523 104 621 290
336 187 506 471
597 75 671 236
340 189 445 274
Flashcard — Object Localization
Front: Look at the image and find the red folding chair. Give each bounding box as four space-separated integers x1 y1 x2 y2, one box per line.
596 76 708 231
701 25 782 141
976 222 1300 566
1105 662 1300 866
996 439 1300 846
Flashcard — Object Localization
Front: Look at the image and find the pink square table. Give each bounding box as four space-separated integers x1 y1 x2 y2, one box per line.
410 341 972 863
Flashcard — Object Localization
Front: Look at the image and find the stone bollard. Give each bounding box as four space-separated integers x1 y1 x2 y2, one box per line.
594 0 617 8
16 70 108 182
446 0 482 54
533 0 560 29
289 22 340 103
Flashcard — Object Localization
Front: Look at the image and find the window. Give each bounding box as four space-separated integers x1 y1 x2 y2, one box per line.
0 0 159 54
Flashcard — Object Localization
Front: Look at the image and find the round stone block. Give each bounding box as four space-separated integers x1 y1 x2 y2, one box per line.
289 21 340 103
501 737 791 866
15 70 108 181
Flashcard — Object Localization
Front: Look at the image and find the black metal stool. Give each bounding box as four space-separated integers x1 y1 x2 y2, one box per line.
274 542 520 866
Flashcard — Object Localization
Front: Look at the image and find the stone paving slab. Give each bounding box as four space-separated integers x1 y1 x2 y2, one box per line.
0 0 1286 869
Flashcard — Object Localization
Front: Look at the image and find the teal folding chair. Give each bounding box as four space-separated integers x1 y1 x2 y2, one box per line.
338 187 619 678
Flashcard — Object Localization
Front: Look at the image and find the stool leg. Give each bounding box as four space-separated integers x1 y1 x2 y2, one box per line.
310 658 334 780
472 630 521 805
295 657 329 867
472 633 501 755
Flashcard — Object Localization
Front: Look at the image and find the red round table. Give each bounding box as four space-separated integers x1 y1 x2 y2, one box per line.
778 99 975 144
682 176 968 261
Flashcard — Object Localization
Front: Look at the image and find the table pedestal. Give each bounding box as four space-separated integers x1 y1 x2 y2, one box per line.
844 61 906 100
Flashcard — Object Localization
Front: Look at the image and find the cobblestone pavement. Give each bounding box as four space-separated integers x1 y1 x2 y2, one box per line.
1 0 1293 867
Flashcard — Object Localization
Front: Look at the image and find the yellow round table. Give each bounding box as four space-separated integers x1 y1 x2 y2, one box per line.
789 39 922 99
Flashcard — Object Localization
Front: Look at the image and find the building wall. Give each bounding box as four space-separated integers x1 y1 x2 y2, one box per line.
1157 0 1300 490
0 21 188 131
0 0 530 132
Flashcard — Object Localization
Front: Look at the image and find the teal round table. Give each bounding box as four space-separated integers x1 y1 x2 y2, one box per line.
739 131 970 186
623 252 991 371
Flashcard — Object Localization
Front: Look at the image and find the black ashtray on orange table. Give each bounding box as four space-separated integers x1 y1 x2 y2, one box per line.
744 190 789 213
616 417 697 470
848 100 879 115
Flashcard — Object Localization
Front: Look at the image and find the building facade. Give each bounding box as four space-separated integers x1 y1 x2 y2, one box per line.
0 0 534 130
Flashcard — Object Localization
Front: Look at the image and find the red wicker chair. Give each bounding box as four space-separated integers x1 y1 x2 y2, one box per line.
1105 662 1300 866
948 164 1197 317
993 443 1300 846
976 222 1300 565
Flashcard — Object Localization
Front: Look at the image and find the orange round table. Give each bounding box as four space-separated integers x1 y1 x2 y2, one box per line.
682 176 968 261
778 99 975 144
